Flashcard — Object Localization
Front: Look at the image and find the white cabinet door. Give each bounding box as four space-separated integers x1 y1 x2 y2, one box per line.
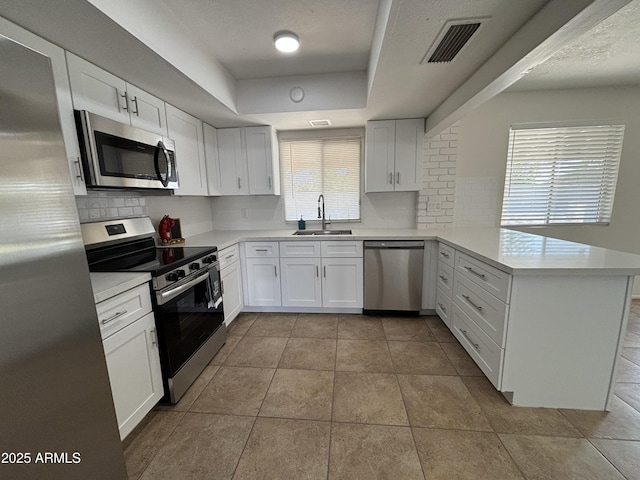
394 118 423 192
246 126 280 195
1 20 87 195
203 123 222 196
166 104 207 196
365 120 396 193
322 257 363 308
66 52 130 124
221 261 243 325
217 128 249 195
280 257 322 308
245 258 281 306
365 119 423 193
102 312 163 440
126 83 167 136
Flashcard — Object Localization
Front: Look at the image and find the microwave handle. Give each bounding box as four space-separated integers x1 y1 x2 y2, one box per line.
154 140 172 187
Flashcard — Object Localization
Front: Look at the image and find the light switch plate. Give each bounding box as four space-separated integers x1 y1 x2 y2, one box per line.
427 201 442 212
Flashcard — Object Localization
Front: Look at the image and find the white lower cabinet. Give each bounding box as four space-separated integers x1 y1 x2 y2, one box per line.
219 245 243 325
245 258 281 307
95 281 162 440
102 312 163 440
321 257 363 308
280 257 322 307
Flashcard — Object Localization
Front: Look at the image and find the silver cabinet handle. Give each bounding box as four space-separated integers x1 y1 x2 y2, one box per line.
437 302 446 314
389 172 393 184
150 328 158 346
323 266 326 278
464 266 486 279
74 157 84 181
462 294 483 312
396 171 400 184
460 329 479 349
101 310 127 325
225 254 235 260
316 265 319 277
237 177 241 189
131 96 140 116
120 90 129 112
440 251 450 259
255 249 268 252
274 265 277 277
438 275 448 284
221 280 225 295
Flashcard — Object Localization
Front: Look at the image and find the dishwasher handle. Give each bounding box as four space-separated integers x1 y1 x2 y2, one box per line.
364 241 424 249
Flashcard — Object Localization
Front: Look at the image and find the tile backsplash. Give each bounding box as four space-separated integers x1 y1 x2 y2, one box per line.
76 191 148 222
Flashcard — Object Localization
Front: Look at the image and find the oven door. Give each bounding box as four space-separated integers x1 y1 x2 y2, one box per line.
153 266 224 378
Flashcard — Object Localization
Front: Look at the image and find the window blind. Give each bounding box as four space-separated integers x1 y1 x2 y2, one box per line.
501 124 624 226
280 137 361 222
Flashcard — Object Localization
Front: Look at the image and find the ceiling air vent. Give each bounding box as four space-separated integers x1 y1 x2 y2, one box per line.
308 119 332 127
421 18 486 64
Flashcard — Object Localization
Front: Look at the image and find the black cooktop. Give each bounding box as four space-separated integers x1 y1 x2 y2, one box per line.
86 237 217 276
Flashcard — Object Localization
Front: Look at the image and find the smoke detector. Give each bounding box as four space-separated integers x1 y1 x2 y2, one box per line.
421 18 488 64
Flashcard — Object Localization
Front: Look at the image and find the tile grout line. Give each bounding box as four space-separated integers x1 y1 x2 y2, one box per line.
587 438 632 480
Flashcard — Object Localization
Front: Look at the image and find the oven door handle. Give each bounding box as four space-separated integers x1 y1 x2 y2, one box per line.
157 268 212 305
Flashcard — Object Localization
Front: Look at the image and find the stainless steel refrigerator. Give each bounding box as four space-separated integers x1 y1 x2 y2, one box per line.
0 35 127 479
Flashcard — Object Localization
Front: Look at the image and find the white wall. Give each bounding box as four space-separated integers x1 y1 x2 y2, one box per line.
209 190 416 230
455 85 640 255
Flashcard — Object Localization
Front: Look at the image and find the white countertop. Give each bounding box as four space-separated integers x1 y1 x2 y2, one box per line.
186 227 640 276
90 272 152 303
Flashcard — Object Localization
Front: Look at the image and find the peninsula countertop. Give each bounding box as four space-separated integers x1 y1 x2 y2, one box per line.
184 227 640 276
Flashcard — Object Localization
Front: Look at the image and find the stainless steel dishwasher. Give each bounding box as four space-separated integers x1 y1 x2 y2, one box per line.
363 241 424 314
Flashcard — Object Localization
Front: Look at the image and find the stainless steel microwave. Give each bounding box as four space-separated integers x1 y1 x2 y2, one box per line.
75 110 178 190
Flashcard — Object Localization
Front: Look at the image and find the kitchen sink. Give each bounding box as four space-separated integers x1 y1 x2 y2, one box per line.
293 229 352 236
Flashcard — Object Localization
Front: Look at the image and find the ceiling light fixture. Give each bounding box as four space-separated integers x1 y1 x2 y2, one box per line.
274 31 300 53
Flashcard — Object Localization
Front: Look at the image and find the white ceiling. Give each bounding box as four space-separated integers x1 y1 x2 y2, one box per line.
510 0 640 92
0 0 637 132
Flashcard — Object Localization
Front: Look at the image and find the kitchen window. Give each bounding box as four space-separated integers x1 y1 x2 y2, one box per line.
280 134 361 222
501 124 624 226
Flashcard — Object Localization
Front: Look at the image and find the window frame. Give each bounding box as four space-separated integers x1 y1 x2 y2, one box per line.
500 122 624 227
279 128 364 224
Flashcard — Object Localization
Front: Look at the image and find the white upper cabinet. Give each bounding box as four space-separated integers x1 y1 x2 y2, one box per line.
218 126 280 196
365 118 424 192
165 105 208 196
203 123 222 196
217 128 249 195
0 18 87 195
66 52 167 136
246 126 280 195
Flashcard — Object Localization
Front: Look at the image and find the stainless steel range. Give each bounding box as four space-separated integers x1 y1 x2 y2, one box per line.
82 217 226 403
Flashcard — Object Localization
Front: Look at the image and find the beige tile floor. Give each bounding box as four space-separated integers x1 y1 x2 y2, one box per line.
123 306 640 480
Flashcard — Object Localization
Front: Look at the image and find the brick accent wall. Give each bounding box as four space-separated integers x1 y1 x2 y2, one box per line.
416 124 458 229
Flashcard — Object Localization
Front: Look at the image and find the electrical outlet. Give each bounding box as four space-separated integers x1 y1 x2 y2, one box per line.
241 208 249 218
427 201 442 212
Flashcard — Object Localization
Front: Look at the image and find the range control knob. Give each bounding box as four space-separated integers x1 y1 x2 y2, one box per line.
166 272 179 282
176 269 186 279
190 262 200 270
202 255 216 264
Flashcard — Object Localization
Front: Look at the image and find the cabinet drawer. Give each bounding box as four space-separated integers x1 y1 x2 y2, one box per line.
451 304 503 388
437 262 454 298
96 283 152 340
244 241 279 258
321 241 363 258
435 288 452 328
453 274 508 347
455 251 510 302
280 241 321 258
438 243 454 267
219 244 240 269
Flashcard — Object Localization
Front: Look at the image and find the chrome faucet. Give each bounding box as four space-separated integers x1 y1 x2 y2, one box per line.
317 194 330 230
